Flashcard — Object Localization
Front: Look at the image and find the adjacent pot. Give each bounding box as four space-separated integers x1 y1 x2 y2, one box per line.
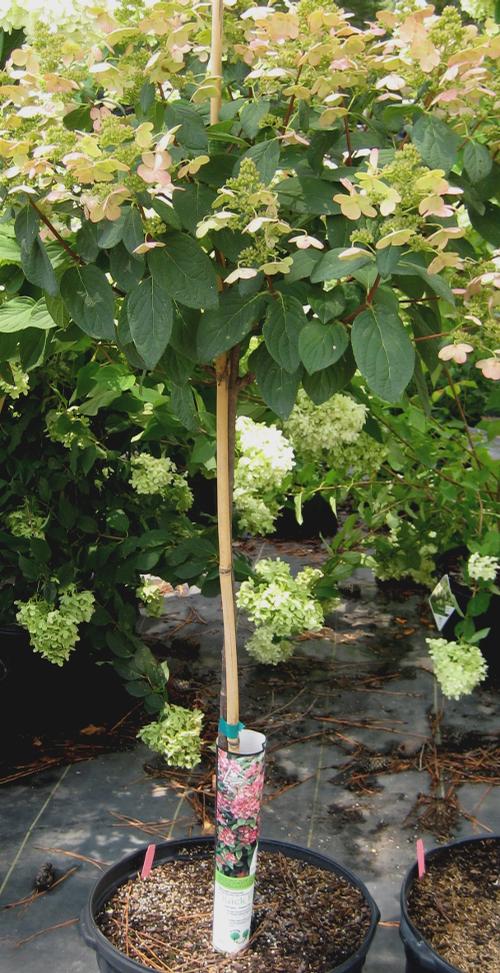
80 836 380 973
399 834 500 973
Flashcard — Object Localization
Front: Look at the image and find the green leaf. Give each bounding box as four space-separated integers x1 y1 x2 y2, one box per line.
0 297 36 333
394 258 455 306
409 307 440 372
30 299 60 330
240 100 270 139
250 343 301 419
412 116 460 173
161 345 192 384
15 205 39 251
122 207 144 255
149 233 218 310
0 227 21 266
463 141 492 183
171 383 197 430
238 139 280 182
171 306 200 361
376 246 403 279
19 328 47 370
276 176 340 216
299 322 348 374
127 276 173 369
351 301 415 402
197 290 267 361
311 248 373 283
60 265 115 340
96 213 127 249
263 294 306 373
288 249 322 282
109 243 144 292
63 104 93 131
172 183 216 234
164 100 208 151
21 237 58 296
75 222 100 262
302 346 356 404
469 203 500 247
309 287 346 322
45 294 70 328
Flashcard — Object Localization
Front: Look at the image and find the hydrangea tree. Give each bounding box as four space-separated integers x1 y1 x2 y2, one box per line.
1 0 499 953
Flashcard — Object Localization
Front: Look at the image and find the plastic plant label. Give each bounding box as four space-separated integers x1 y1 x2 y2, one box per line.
429 575 460 631
212 729 266 953
141 843 156 879
416 839 426 879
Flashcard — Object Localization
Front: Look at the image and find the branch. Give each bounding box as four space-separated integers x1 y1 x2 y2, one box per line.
343 115 354 165
29 200 84 265
342 274 381 324
281 66 302 132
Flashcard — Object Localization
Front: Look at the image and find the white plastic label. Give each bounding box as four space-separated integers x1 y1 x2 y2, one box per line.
212 869 256 952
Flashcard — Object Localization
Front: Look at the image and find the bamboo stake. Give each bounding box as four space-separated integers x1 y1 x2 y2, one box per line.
210 0 240 753
210 0 224 125
215 353 240 753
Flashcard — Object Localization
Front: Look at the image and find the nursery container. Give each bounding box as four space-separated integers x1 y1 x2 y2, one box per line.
399 834 500 973
80 835 380 973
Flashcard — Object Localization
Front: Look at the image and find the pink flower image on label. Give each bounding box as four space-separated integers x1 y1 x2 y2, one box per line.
215 742 266 879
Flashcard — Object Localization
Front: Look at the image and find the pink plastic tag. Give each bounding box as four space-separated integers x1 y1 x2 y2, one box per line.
141 843 156 880
416 839 426 878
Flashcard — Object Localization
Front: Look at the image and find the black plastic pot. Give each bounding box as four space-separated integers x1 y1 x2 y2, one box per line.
399 834 500 973
80 836 380 973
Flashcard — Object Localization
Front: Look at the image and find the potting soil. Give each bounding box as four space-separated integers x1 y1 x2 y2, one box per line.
97 850 372 972
407 838 500 973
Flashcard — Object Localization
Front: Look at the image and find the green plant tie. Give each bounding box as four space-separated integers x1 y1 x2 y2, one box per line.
218 718 245 740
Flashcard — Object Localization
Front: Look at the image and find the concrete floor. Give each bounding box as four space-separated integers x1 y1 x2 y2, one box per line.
1 555 498 972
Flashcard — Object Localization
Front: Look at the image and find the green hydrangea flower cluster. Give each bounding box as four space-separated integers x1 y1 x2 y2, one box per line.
16 585 95 665
136 577 165 618
329 432 387 483
237 559 324 665
459 0 496 18
207 159 290 272
0 0 114 37
245 628 294 666
467 553 499 583
129 454 193 512
0 362 29 400
45 407 93 449
138 704 203 769
426 637 488 700
234 416 295 535
371 515 438 587
6 501 46 540
284 390 367 463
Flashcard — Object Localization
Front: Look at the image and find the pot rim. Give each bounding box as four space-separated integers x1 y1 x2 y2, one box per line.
399 833 500 973
81 834 380 973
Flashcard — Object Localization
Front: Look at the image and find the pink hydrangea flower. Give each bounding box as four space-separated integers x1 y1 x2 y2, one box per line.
438 343 473 364
237 825 259 845
476 358 500 380
219 826 237 847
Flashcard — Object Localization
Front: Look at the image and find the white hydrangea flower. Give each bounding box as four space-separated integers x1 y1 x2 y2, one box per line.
136 577 165 618
234 416 295 535
459 0 495 20
0 0 117 37
245 627 294 665
138 704 203 770
0 362 29 400
237 558 325 662
284 390 367 462
427 638 488 700
129 454 192 511
467 553 499 583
